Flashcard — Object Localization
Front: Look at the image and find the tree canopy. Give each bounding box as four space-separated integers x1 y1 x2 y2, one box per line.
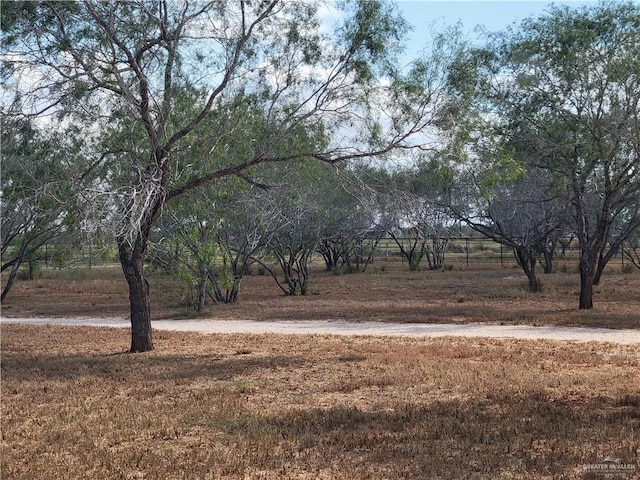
445 0 640 308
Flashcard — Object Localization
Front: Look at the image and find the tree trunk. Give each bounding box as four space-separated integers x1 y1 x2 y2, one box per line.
1 240 29 302
579 265 594 309
539 241 555 274
593 241 622 286
298 253 310 295
578 247 596 309
197 264 207 312
527 270 539 293
318 240 340 271
514 247 540 293
576 214 606 309
1 261 21 302
119 243 154 353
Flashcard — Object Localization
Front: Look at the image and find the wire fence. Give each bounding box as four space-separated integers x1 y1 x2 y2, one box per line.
34 236 634 271
37 243 119 269
376 237 637 271
377 237 559 269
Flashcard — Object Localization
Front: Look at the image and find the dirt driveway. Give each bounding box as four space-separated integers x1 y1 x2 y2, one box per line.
3 317 639 344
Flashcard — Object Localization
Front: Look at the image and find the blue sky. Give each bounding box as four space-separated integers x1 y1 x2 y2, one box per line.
395 0 601 62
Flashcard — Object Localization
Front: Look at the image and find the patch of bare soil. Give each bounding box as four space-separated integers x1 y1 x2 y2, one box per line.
2 259 639 329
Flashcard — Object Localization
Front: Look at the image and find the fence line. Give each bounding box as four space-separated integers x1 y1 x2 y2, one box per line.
33 236 631 271
376 237 637 271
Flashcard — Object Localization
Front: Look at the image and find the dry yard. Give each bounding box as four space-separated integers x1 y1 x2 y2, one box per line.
1 261 639 479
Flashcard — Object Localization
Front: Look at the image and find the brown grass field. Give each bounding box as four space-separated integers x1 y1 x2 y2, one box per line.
1 260 640 479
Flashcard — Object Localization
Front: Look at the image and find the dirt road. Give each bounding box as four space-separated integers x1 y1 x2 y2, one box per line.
2 317 639 344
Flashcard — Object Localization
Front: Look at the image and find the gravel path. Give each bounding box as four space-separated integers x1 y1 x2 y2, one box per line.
2 317 639 344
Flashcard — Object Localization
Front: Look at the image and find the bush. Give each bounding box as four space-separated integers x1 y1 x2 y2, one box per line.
331 265 349 276
16 262 42 281
521 276 544 293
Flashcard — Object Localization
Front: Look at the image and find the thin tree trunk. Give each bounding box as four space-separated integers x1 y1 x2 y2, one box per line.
539 241 555 274
298 252 310 295
515 247 540 293
578 242 597 309
1 261 21 302
593 241 622 286
527 268 539 293
197 264 207 312
119 242 153 353
1 241 29 302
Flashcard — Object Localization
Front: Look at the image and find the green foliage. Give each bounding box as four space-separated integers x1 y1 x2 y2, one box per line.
338 0 409 81
16 261 42 281
0 116 84 299
477 149 526 193
444 0 640 308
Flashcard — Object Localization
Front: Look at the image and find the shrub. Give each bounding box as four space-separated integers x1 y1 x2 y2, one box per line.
16 262 43 281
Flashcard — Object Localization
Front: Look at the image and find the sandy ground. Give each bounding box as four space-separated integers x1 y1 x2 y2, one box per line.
2 317 639 344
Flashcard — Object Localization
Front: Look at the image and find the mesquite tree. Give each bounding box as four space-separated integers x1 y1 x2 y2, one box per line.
446 1 640 308
149 180 281 310
375 158 454 271
0 118 80 300
304 164 382 274
3 0 448 351
450 166 567 293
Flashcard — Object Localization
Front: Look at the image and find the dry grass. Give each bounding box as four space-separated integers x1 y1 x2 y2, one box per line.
2 258 639 478
2 259 639 329
2 325 639 479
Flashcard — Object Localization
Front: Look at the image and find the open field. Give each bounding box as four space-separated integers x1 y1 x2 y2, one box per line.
2 261 639 478
2 258 639 329
2 324 640 479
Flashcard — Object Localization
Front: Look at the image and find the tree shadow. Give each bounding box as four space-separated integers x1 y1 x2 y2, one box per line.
1 350 306 383
221 395 639 478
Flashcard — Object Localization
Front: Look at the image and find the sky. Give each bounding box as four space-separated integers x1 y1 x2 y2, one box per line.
395 0 602 63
